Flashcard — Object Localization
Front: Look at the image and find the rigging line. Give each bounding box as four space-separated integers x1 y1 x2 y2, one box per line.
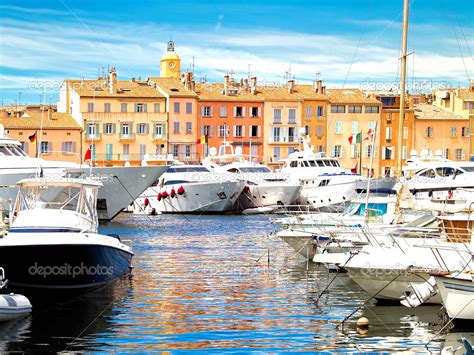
453 25 472 82
456 15 473 60
342 34 363 89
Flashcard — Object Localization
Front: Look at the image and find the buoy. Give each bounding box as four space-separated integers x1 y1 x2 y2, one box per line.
243 186 250 194
144 197 149 206
161 191 168 198
170 188 176 198
356 317 369 336
177 186 185 195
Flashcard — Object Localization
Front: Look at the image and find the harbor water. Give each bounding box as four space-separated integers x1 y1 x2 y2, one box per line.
0 213 472 352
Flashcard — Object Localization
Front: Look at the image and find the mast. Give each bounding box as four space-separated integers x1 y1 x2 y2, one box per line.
397 0 409 177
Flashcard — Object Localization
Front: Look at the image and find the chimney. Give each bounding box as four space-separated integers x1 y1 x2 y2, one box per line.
243 78 249 91
190 80 196 92
287 79 295 93
316 80 322 93
321 86 326 95
131 77 135 82
184 72 193 91
47 106 53 120
250 76 257 95
109 67 117 94
224 75 230 96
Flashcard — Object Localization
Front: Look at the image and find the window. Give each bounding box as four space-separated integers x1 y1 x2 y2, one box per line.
387 113 393 122
218 125 229 137
121 103 128 112
155 144 163 155
365 105 379 113
87 123 96 136
63 142 74 153
273 147 281 161
369 121 377 131
173 102 180 113
105 144 113 161
21 141 28 154
425 126 434 138
383 146 394 160
455 148 466 160
402 146 407 159
104 123 114 134
331 105 345 113
234 106 244 117
288 127 295 142
462 127 470 137
350 144 357 158
250 125 259 138
135 103 147 113
348 105 362 113
381 97 395 106
386 127 392 141
317 125 323 137
450 127 457 137
172 145 179 158
202 125 213 137
333 145 342 158
185 145 191 158
272 127 281 142
137 123 148 134
104 103 111 112
351 121 359 134
248 106 258 118
403 127 408 140
123 144 130 159
139 144 146 159
304 125 310 136
219 106 227 117
154 103 160 113
273 108 282 123
288 109 296 123
234 125 243 137
121 123 130 135
203 106 212 117
365 145 373 158
305 106 311 120
40 141 50 154
173 122 180 133
444 148 450 159
87 103 94 112
186 102 192 114
154 124 164 137
186 122 192 134
317 106 323 117
335 121 342 134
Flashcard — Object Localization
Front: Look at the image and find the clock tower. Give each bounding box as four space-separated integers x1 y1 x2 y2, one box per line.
160 40 181 79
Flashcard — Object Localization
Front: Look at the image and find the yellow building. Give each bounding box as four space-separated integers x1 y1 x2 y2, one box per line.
413 103 470 161
58 68 168 165
326 89 382 176
1 106 81 163
160 40 181 79
433 83 474 161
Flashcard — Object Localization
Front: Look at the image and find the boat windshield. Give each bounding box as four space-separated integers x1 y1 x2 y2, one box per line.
238 167 271 173
460 166 474 172
346 202 388 217
167 166 209 173
0 144 27 157
17 184 96 218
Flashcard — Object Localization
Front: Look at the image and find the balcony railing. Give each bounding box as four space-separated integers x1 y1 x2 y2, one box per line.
82 112 168 121
273 118 282 124
84 133 102 141
269 136 297 144
151 134 167 141
288 119 297 124
119 133 136 141
93 153 169 163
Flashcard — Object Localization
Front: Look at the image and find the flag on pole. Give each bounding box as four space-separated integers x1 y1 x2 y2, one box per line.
351 161 358 174
196 135 207 145
84 145 92 161
348 132 362 144
28 131 37 143
364 128 374 141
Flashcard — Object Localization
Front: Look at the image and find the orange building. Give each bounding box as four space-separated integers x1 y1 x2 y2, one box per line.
194 75 265 160
1 106 81 162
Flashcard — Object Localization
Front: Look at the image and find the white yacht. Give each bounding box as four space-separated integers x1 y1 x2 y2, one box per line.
0 177 134 290
0 125 168 220
134 163 245 213
403 149 474 202
435 272 474 321
277 134 360 210
202 144 301 211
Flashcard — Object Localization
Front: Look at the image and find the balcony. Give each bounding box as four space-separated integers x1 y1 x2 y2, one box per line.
273 118 282 124
469 109 474 116
151 134 167 141
119 133 136 141
288 119 297 125
84 133 102 141
268 136 297 144
82 112 168 122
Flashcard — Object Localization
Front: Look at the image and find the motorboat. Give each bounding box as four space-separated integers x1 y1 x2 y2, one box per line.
435 273 474 321
134 163 245 213
0 267 32 321
0 125 168 220
202 143 301 211
276 133 360 210
0 176 134 290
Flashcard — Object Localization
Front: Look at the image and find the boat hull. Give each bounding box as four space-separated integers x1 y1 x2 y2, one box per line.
298 175 358 209
0 243 133 290
436 276 474 320
238 184 301 210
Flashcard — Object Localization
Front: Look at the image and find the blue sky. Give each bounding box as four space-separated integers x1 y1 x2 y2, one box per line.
0 0 473 105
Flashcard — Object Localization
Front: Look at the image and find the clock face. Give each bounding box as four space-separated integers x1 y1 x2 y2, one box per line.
168 62 175 69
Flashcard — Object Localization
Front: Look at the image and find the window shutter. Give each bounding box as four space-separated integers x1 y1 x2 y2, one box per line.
112 123 116 133
95 123 99 133
201 106 205 116
48 142 53 153
242 126 246 137
103 123 107 133
144 103 148 113
210 107 214 117
134 104 138 112
201 125 205 135
462 149 466 160
162 124 167 136
242 107 246 117
331 145 335 157
257 126 261 137
129 124 133 134
146 123 150 133
209 125 214 137
136 123 140 133
257 107 261 117
382 146 386 159
233 107 237 117
72 142 76 153
61 142 65 153
340 146 345 158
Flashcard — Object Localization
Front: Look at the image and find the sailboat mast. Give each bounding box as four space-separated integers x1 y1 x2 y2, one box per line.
397 0 409 177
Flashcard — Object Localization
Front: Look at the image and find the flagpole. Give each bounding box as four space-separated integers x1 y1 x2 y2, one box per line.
359 131 362 175
364 123 377 222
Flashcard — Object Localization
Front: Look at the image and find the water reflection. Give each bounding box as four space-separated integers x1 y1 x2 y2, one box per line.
0 213 471 351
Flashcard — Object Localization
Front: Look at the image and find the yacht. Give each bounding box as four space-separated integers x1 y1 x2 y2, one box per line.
403 149 474 202
277 134 360 210
134 163 245 213
0 177 133 290
202 144 301 211
0 125 168 220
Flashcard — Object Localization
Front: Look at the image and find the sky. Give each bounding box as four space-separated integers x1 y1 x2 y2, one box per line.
0 0 473 105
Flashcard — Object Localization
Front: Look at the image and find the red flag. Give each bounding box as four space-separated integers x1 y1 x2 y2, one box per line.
351 161 358 174
364 128 374 141
84 145 92 161
28 131 37 143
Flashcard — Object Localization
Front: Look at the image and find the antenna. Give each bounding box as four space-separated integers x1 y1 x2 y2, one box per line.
248 64 251 79
192 56 195 73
